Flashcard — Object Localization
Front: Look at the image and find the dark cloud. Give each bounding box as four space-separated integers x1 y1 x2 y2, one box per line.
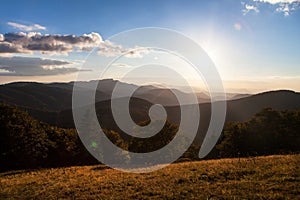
0 32 150 57
26 43 72 52
0 32 102 55
0 42 23 53
0 56 86 76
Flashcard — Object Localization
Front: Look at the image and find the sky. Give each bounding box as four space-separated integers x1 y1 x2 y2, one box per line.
0 0 300 93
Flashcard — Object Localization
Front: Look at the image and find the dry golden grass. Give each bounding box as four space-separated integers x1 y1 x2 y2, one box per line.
1 154 299 199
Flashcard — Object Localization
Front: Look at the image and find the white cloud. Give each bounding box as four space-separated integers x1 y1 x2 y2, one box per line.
124 47 151 58
112 63 133 68
276 3 291 15
243 4 260 15
255 0 299 4
7 22 46 31
244 0 300 15
0 34 3 41
96 43 150 58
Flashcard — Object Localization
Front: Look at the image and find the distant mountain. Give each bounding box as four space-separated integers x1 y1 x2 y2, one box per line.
226 90 300 122
164 90 300 145
0 79 134 111
0 82 74 111
230 93 251 100
134 87 211 105
1 80 300 136
0 79 253 112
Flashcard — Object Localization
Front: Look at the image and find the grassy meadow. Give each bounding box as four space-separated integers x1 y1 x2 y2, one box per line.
0 154 299 199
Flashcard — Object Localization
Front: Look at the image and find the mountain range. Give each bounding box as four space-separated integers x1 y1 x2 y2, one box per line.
1 79 300 144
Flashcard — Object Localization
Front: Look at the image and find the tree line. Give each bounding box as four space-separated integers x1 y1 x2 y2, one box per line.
216 108 300 158
0 104 299 171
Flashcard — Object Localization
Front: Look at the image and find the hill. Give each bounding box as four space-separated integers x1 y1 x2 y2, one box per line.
0 79 207 111
0 79 250 113
226 90 300 121
1 80 299 151
0 154 299 199
1 80 300 129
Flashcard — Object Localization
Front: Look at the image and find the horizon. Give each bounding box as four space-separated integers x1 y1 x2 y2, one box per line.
1 78 299 95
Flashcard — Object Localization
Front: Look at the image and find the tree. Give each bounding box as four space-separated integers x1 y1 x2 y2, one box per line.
217 108 300 158
0 104 51 169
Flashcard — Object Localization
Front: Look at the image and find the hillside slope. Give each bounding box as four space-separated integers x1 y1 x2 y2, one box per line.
226 90 300 122
0 154 299 199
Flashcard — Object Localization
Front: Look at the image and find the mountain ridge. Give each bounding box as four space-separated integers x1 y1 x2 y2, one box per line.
1 80 299 131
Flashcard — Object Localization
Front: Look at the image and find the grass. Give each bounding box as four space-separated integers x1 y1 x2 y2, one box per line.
0 154 299 199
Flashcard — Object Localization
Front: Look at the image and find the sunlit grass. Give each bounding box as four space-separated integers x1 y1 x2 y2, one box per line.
0 154 299 199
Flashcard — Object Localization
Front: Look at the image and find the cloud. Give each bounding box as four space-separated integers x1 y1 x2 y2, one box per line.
243 3 260 15
7 22 46 31
125 47 151 58
0 32 100 55
243 0 300 15
276 3 291 15
95 41 150 58
256 0 300 16
0 56 86 76
255 0 299 4
112 63 133 68
0 32 147 57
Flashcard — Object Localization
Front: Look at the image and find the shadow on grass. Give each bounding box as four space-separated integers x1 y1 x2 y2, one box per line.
91 165 111 171
0 169 39 178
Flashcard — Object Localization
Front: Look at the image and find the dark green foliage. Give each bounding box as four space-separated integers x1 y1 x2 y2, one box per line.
0 103 97 171
128 120 190 164
128 120 178 153
217 108 300 157
1 103 299 171
0 104 51 169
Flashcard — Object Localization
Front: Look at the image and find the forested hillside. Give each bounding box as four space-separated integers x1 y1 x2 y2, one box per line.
1 103 299 171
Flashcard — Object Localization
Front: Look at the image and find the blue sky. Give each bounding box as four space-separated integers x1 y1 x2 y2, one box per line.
0 0 300 93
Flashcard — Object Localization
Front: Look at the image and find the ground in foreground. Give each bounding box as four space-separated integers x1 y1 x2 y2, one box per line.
1 154 299 199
